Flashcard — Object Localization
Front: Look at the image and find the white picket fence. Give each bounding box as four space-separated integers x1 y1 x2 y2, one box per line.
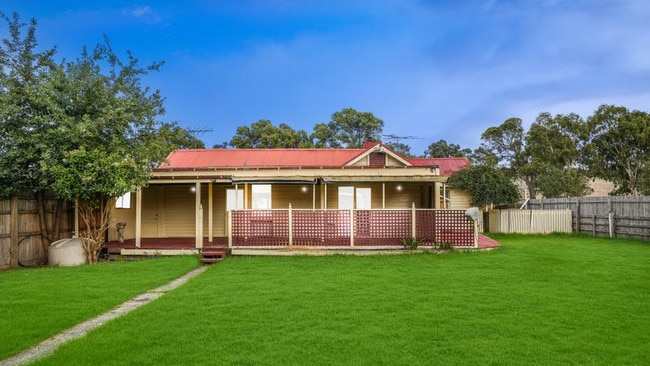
487 209 572 234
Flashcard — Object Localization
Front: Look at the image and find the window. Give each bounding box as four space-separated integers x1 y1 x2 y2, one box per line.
252 184 272 209
115 192 131 209
226 189 244 210
356 188 371 209
338 186 371 209
338 186 354 209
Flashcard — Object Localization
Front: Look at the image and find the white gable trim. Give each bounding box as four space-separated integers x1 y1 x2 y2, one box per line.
344 144 412 167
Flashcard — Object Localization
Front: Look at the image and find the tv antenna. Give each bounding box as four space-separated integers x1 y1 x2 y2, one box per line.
187 128 213 139
382 134 424 144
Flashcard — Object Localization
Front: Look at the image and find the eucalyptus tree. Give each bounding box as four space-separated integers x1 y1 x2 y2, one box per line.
479 117 535 197
327 107 384 148
585 104 650 195
425 139 471 158
229 119 310 148
526 112 591 197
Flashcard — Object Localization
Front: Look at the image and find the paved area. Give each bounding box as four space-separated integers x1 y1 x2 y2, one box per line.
0 266 209 366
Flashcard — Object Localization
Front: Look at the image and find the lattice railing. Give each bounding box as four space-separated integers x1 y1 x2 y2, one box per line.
229 208 477 248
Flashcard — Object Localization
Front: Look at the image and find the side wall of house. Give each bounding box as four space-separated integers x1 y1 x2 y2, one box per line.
449 188 472 210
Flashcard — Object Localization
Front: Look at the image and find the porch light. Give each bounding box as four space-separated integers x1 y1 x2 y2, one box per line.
396 185 403 192
301 186 308 193
190 186 196 193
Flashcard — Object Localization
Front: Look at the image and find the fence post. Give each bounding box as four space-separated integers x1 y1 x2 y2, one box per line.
411 202 416 239
288 204 293 248
10 196 19 268
350 209 355 247
592 215 596 236
608 212 615 238
227 210 233 248
575 197 581 233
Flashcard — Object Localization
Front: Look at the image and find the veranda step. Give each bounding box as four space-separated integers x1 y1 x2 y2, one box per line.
200 247 228 264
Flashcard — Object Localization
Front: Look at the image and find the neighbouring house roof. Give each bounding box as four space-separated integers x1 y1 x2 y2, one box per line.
153 143 470 183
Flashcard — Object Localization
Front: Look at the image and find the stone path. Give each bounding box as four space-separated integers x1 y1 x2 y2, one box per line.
0 266 209 366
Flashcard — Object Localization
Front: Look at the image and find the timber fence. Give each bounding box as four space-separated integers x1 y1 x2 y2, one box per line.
0 194 73 269
524 196 650 241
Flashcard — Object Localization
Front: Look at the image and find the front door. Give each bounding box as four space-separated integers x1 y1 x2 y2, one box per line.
142 186 160 237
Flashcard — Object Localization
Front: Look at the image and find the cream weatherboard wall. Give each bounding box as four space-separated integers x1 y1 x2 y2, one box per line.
108 182 471 242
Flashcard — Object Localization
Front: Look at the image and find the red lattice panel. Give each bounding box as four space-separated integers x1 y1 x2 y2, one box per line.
354 210 411 246
416 210 474 247
292 210 351 246
231 210 289 247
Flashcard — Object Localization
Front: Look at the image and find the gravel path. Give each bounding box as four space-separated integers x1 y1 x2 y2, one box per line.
0 265 209 366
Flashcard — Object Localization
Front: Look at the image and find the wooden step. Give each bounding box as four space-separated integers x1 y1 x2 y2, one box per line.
200 247 228 264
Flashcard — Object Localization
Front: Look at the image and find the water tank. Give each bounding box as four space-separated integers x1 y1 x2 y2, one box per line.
49 238 88 266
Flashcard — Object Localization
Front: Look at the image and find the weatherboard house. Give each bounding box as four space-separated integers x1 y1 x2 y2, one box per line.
107 142 475 253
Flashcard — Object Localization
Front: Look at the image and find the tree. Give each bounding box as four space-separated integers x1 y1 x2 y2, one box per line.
310 122 340 148
479 118 535 198
385 142 413 157
425 139 471 158
446 165 521 207
526 112 591 197
0 12 62 255
157 122 205 150
467 147 498 167
585 105 650 195
41 37 170 263
229 119 310 148
327 107 384 148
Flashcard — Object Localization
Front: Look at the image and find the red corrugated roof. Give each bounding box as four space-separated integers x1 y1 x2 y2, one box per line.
408 157 471 175
161 148 365 168
159 148 470 175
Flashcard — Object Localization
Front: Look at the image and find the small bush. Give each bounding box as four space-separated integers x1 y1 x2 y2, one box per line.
437 242 454 251
401 237 420 251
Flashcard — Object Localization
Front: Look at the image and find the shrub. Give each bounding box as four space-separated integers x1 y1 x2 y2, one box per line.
400 237 420 251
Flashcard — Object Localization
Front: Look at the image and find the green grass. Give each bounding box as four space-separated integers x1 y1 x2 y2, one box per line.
7 234 650 365
0 256 199 360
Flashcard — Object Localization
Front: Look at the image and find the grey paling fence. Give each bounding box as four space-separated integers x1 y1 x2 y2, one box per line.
525 196 650 241
229 208 477 248
0 195 74 269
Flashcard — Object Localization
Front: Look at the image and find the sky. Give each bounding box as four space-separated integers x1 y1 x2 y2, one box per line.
2 0 649 155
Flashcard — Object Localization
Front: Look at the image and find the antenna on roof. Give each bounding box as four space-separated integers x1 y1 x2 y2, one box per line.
187 128 213 139
382 134 424 144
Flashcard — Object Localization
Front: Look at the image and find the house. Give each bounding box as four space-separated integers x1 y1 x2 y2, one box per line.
107 142 473 251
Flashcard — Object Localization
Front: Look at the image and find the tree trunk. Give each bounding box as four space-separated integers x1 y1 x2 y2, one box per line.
77 196 113 264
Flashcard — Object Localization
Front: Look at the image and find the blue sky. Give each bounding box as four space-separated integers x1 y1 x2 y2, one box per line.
2 0 649 155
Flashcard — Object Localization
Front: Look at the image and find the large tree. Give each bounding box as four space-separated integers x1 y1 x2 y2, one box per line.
37 36 172 263
228 119 310 148
425 139 471 158
479 117 535 198
526 112 591 197
327 107 384 148
446 165 521 207
585 104 650 195
0 12 62 254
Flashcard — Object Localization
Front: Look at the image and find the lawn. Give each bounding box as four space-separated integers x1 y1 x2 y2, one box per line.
0 256 199 360
6 234 650 365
